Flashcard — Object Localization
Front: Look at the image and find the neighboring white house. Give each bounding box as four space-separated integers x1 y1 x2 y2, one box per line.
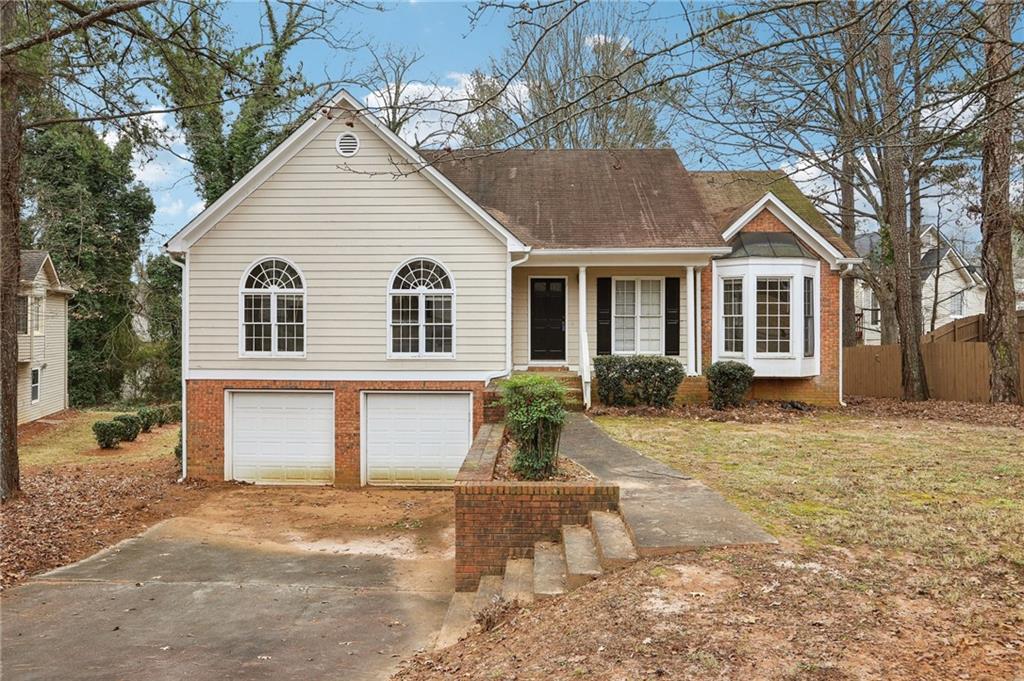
17 251 74 424
854 227 986 344
164 90 861 488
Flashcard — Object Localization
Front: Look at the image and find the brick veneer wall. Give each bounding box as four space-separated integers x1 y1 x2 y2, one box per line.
454 424 619 591
185 379 487 486
697 208 842 406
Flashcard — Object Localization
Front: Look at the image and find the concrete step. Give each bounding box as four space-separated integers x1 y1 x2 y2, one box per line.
473 574 504 613
435 592 475 649
532 541 567 599
501 558 535 604
590 511 639 570
561 525 603 589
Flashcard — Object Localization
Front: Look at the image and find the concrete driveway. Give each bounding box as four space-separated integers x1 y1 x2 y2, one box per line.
1 487 454 681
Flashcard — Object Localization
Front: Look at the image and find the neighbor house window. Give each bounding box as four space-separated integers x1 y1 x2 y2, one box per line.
31 297 43 334
613 278 662 354
240 258 305 356
16 296 28 334
756 277 791 354
388 258 454 357
866 287 880 325
803 277 815 358
950 291 964 317
722 278 744 354
30 368 40 402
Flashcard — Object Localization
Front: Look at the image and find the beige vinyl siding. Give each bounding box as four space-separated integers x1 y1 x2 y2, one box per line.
512 268 580 367
18 271 68 424
187 115 508 372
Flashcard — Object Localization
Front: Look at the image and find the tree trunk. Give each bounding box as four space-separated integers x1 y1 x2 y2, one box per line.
908 170 925 336
876 1 928 400
878 283 899 345
0 0 22 500
980 0 1022 404
840 148 858 347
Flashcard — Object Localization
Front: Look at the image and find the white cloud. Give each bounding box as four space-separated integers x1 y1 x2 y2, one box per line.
187 200 205 218
585 34 631 50
363 73 471 147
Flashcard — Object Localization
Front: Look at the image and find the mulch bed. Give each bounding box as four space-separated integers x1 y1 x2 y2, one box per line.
493 441 595 483
590 397 1024 429
0 459 214 590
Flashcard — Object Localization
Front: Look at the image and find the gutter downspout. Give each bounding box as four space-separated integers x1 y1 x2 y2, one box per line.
169 252 188 482
485 249 532 385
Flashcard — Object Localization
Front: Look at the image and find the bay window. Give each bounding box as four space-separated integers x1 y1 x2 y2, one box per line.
755 277 791 354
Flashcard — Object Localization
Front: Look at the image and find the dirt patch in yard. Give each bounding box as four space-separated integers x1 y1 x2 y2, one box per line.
1 458 215 589
394 545 1022 680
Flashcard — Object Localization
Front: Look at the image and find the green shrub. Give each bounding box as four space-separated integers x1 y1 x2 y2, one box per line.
593 355 686 408
113 414 142 442
92 420 125 449
138 407 160 433
500 374 567 481
163 402 182 424
174 429 183 465
706 360 755 410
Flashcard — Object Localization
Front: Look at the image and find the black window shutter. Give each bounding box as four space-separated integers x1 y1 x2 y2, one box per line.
596 277 612 355
664 277 680 356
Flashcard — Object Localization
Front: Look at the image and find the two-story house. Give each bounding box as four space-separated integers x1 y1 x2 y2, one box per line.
164 91 861 488
17 251 73 424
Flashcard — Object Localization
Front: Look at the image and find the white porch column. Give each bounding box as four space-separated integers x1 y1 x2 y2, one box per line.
686 266 697 376
578 266 588 368
695 267 702 375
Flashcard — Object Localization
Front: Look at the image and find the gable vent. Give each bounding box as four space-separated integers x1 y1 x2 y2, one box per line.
335 132 360 157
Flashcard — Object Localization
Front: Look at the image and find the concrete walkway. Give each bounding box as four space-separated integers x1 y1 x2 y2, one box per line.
560 413 776 555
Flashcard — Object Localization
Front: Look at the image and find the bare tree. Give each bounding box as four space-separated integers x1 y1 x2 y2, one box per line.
979 0 1022 403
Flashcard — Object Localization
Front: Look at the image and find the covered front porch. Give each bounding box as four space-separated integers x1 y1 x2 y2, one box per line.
510 252 713 407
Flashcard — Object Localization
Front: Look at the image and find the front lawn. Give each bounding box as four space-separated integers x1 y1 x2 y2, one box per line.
19 409 181 467
596 411 1024 597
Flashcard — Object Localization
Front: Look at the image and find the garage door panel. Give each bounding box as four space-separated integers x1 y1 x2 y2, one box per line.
231 392 334 485
365 393 472 486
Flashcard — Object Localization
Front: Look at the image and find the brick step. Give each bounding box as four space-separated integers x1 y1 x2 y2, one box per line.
501 557 534 604
590 510 639 570
532 541 567 599
561 525 603 589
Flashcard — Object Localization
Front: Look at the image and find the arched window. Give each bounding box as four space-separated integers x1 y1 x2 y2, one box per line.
240 258 305 356
388 258 455 357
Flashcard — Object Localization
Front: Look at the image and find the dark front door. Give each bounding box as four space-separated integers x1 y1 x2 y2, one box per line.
530 278 566 361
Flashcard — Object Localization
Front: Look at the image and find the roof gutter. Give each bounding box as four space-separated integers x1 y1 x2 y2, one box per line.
486 250 532 385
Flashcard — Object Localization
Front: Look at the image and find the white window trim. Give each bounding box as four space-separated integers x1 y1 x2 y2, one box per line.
386 257 457 360
30 367 41 403
611 276 665 356
237 256 307 358
712 258 820 378
719 275 745 359
527 275 569 364
31 296 44 336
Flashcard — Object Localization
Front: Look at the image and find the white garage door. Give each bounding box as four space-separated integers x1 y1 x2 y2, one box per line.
364 392 472 485
230 391 334 484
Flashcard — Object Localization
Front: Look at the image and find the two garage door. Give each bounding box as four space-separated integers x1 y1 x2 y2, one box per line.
229 391 472 485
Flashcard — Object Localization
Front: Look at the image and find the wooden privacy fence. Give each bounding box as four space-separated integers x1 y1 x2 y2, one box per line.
844 343 1024 403
923 310 1024 343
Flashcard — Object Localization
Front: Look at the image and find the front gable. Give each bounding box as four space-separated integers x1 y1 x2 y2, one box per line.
166 91 525 254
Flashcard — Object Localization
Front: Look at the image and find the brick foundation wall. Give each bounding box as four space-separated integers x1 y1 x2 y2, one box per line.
454 424 619 591
696 208 842 406
185 379 487 486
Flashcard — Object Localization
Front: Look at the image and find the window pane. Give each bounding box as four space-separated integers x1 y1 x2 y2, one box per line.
16 296 27 334
614 280 635 315
615 315 635 351
638 280 662 352
803 277 814 358
722 278 743 353
391 294 420 353
243 294 272 353
276 294 304 353
756 278 791 353
424 294 453 354
614 280 636 352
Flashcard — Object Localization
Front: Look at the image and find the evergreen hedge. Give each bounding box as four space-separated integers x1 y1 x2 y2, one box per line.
593 355 686 408
705 360 755 410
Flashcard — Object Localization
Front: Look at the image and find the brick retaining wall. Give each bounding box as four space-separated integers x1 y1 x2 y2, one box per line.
454 424 619 591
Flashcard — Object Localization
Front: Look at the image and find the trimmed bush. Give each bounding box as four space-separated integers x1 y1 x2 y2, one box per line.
92 420 125 449
113 414 142 442
138 407 160 433
593 355 687 408
163 402 182 424
706 360 755 410
500 374 567 481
